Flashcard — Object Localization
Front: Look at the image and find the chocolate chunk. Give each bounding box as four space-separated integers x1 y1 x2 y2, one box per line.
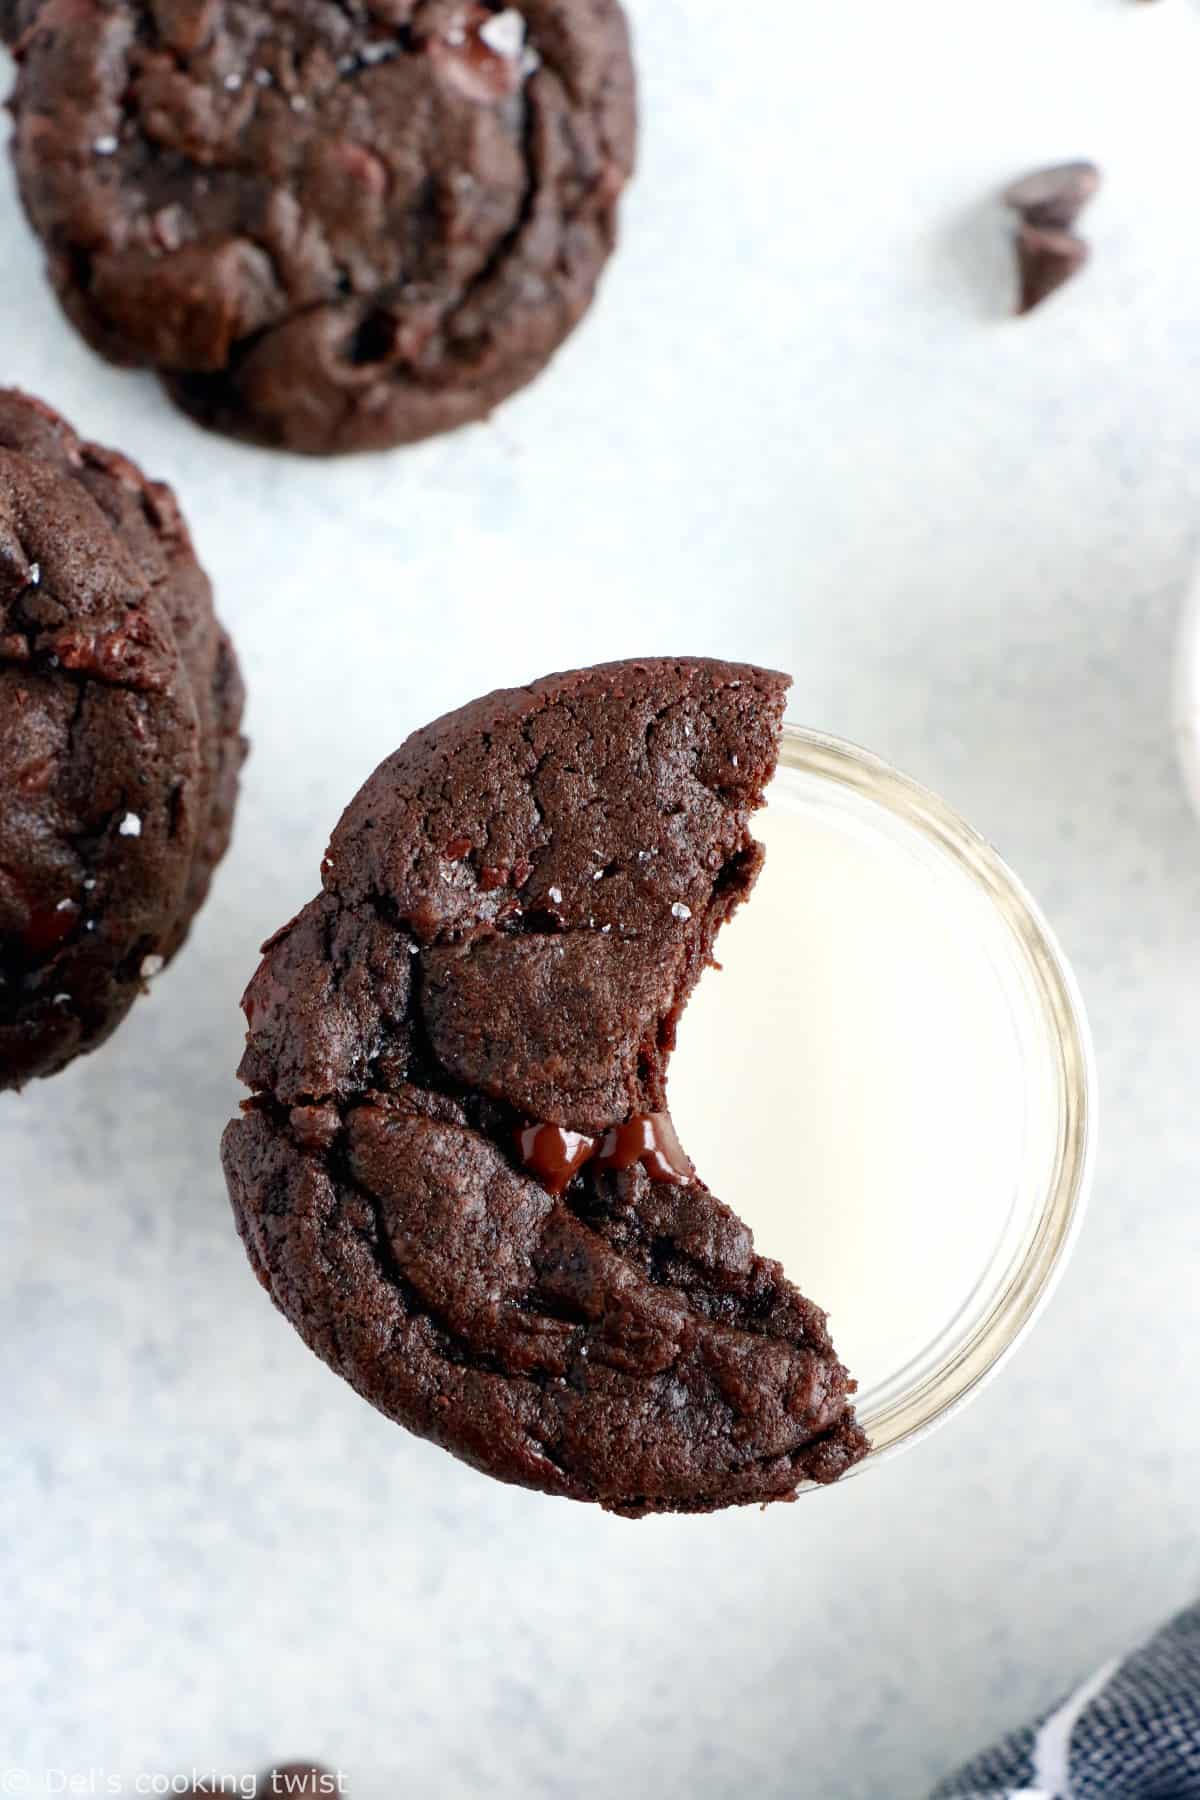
593 1111 692 1185
1015 223 1090 315
1004 161 1101 231
514 1121 596 1196
515 1110 693 1194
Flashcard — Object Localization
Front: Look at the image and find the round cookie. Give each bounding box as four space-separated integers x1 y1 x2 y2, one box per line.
9 0 637 456
222 659 868 1517
0 388 246 1090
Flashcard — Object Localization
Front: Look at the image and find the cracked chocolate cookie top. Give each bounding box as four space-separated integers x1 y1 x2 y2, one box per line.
0 387 245 1090
222 659 868 1516
9 0 637 455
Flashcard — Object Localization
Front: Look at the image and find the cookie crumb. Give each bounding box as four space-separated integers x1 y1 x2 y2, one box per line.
1003 161 1098 315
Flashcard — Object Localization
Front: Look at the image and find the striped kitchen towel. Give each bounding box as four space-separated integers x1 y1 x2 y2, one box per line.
931 1601 1200 1798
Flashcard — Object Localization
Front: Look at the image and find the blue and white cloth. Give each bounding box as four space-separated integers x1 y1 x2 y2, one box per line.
932 1602 1200 1798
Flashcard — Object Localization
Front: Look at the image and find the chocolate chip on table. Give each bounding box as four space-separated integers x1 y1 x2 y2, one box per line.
1002 161 1100 315
1003 160 1102 232
1015 223 1091 316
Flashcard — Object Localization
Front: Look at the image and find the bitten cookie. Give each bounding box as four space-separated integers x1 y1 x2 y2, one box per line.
8 0 637 455
0 388 245 1090
222 659 867 1516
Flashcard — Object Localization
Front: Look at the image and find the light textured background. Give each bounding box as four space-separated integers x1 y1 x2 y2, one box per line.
4 1 1200 1795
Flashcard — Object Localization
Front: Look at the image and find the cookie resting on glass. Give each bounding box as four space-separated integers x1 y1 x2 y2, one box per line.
222 658 867 1516
8 0 637 456
0 388 245 1091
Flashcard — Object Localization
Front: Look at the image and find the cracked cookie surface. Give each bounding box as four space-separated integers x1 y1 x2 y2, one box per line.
9 0 637 455
0 387 245 1089
222 658 867 1516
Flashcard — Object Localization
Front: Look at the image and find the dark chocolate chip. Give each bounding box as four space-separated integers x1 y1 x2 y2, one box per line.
1004 160 1101 231
1015 223 1090 315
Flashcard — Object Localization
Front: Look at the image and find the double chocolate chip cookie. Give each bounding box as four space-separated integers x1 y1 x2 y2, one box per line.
0 388 245 1090
9 0 636 455
222 659 867 1516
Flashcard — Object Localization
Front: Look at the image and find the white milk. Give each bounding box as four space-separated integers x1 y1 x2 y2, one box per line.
668 756 1043 1404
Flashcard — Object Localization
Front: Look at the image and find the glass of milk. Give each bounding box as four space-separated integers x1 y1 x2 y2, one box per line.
669 725 1096 1471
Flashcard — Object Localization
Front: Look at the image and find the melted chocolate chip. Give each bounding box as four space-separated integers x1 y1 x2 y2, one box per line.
593 1112 693 1185
514 1121 595 1196
516 1110 693 1194
1002 162 1098 317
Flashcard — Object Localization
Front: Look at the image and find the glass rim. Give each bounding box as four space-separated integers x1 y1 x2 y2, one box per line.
777 724 1098 1474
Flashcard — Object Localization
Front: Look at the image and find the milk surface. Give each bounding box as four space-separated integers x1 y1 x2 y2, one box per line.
668 766 1035 1402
